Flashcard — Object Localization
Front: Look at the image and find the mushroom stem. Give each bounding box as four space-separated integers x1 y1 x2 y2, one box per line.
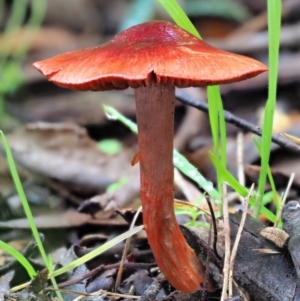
135 82 209 293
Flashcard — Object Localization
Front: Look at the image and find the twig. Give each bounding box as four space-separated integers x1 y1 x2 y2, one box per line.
274 173 295 228
175 90 300 154
221 183 230 301
233 278 249 301
205 196 221 260
228 184 253 297
115 206 143 291
71 289 140 300
201 220 212 301
45 262 155 290
45 178 83 205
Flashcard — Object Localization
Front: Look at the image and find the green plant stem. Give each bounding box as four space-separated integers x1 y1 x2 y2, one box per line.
13 0 47 59
207 85 227 213
253 137 279 210
0 0 27 72
0 0 47 119
0 131 62 301
0 132 48 264
49 226 144 278
255 0 281 218
209 152 276 222
0 240 36 278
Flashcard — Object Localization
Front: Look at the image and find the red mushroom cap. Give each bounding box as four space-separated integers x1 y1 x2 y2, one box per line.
33 21 267 91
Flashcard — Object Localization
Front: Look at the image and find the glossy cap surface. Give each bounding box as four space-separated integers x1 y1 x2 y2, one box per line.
33 21 267 91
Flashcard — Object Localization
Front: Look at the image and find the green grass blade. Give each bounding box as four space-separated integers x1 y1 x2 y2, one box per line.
12 0 47 58
104 105 137 133
50 225 144 278
209 152 276 222
3 0 26 34
207 85 227 209
0 131 62 300
47 255 64 300
0 240 36 278
0 131 48 264
255 0 281 218
0 0 27 71
156 0 201 38
216 88 227 169
207 87 219 156
253 137 280 209
173 150 220 201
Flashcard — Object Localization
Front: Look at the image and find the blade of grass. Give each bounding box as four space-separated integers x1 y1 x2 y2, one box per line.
207 85 227 215
49 225 144 278
47 255 63 300
12 0 47 59
0 131 63 301
209 152 276 222
253 137 280 210
173 149 220 201
156 0 201 38
0 0 27 117
255 0 281 218
0 0 47 119
204 88 228 181
0 240 36 278
0 131 48 263
104 105 137 133
0 0 27 71
11 226 144 293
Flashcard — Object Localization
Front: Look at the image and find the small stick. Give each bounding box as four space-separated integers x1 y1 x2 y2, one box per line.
71 289 140 301
175 90 300 154
201 220 213 301
228 184 253 297
233 278 249 301
221 183 230 301
274 173 295 228
115 206 143 291
44 262 155 291
205 196 221 260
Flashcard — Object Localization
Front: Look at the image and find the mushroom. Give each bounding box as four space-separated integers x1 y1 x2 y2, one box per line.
33 21 267 293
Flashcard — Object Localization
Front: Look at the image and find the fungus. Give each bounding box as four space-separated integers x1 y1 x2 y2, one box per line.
33 21 267 293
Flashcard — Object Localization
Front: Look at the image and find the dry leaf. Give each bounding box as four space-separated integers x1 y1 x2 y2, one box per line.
1 122 136 192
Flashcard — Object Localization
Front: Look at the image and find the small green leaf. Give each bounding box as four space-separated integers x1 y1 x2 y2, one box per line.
209 152 276 222
97 139 122 155
0 240 36 278
50 225 144 278
106 177 128 193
